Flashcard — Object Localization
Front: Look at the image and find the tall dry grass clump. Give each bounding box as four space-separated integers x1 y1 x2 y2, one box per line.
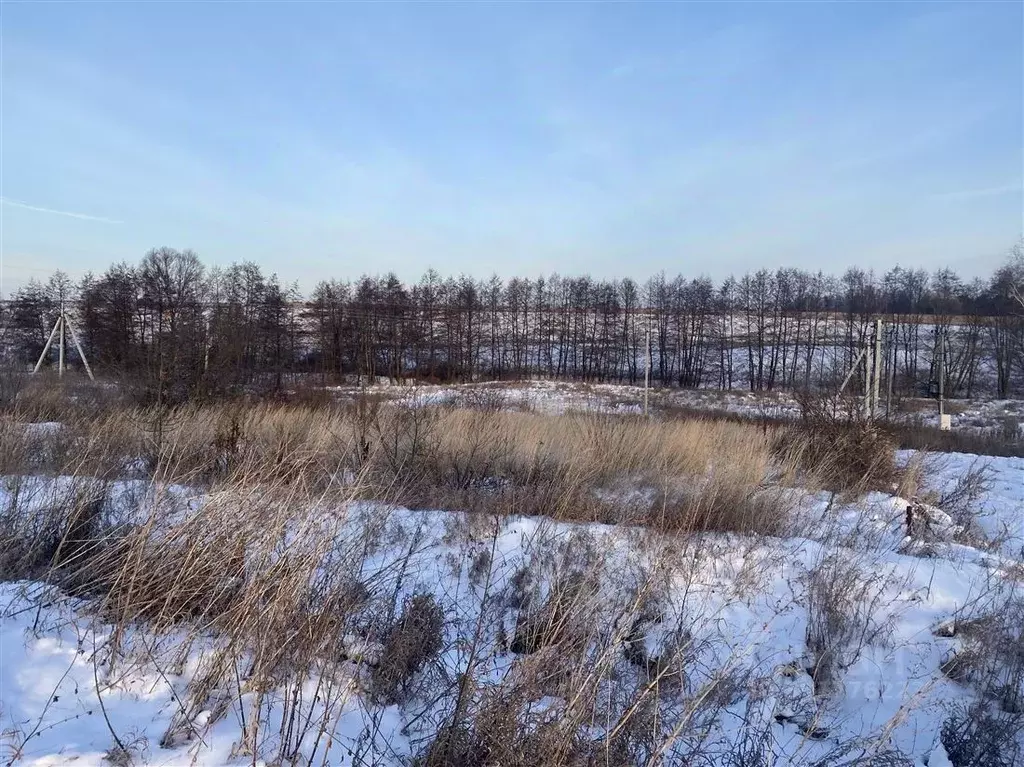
356 407 799 534
0 385 905 618
0 389 886 537
789 390 901 495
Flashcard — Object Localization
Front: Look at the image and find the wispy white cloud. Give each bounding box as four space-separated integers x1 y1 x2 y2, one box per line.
1 4 1018 287
1 197 123 224
932 183 1023 201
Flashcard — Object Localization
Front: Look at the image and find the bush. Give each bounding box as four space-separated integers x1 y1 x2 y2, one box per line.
804 554 891 697
938 601 1024 714
370 593 445 705
937 460 995 543
0 478 114 589
413 724 486 767
940 703 1022 767
792 390 900 494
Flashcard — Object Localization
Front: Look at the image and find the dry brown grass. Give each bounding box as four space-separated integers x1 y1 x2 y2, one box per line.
65 477 737 765
0 391 808 765
0 394 823 536
0 381 963 766
804 553 894 698
789 391 902 496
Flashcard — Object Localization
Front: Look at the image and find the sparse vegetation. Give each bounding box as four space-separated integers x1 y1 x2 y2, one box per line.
370 593 446 705
804 553 893 697
0 377 1019 766
938 599 1024 715
940 703 1022 767
0 392 823 533
3 0 1022 759
792 390 901 494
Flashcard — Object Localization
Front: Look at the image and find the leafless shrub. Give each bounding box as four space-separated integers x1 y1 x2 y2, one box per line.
937 460 994 542
458 387 510 413
938 600 1024 714
941 459 991 508
718 717 773 767
0 477 116 588
791 390 900 494
510 567 599 663
414 724 486 767
365 401 441 489
804 554 893 697
370 593 446 705
940 703 1022 767
620 589 692 693
102 730 149 766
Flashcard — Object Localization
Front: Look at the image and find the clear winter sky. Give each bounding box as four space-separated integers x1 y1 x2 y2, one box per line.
1 1 1021 294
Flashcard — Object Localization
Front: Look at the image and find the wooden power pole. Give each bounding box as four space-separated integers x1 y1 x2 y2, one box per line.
886 323 897 419
863 327 874 419
33 305 95 381
936 323 950 430
644 324 651 417
871 318 883 419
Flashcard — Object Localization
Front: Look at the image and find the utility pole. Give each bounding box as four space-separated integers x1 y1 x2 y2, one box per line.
885 324 896 419
66 319 95 381
34 316 62 375
58 302 66 377
644 324 651 417
32 305 95 381
863 328 873 420
871 318 883 419
936 323 949 430
839 347 867 395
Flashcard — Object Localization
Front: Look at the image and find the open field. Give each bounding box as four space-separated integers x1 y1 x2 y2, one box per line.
0 380 1022 766
322 379 1024 456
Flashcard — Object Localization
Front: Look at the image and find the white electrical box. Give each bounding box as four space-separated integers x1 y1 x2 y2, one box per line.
939 414 952 431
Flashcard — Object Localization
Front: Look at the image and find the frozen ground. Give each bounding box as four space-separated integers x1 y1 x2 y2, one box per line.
0 446 1021 766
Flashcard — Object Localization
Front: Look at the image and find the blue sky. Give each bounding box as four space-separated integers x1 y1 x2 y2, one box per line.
1 1 1021 293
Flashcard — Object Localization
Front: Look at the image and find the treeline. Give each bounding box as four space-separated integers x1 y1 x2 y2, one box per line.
4 246 1023 403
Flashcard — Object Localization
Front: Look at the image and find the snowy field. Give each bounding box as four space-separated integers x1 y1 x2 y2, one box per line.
0 395 1022 766
328 379 1024 439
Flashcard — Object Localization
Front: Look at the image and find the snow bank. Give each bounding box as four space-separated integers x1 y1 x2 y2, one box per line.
0 454 1021 765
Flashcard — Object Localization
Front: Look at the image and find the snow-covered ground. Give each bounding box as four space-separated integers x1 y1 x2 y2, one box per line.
326 379 1024 442
1 446 1021 766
